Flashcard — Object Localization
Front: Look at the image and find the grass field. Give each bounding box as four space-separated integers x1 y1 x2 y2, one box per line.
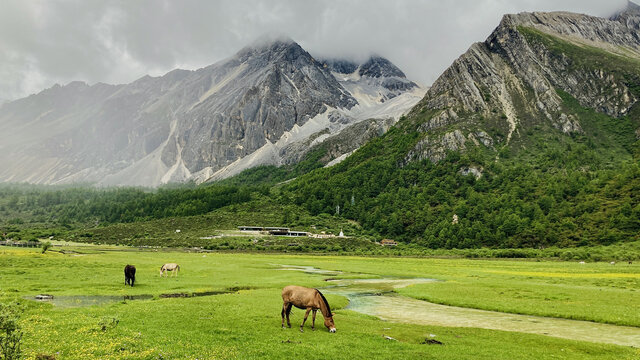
1 245 639 359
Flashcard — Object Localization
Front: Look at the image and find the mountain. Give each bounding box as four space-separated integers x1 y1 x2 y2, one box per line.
403 5 640 164
203 54 424 181
283 4 640 248
0 37 423 186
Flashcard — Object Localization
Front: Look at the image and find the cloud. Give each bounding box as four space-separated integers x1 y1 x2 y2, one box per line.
0 0 628 100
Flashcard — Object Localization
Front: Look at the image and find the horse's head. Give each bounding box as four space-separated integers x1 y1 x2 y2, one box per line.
324 314 336 333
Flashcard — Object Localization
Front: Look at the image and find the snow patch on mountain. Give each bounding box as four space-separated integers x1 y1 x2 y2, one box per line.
200 82 426 182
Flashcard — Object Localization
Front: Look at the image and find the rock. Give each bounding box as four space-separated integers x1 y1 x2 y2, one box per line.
422 339 444 345
460 166 483 179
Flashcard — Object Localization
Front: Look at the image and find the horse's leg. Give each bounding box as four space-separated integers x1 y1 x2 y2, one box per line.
300 308 311 332
311 309 317 331
285 303 292 328
281 302 288 328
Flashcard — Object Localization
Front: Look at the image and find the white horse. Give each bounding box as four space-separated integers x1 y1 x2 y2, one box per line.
160 263 180 277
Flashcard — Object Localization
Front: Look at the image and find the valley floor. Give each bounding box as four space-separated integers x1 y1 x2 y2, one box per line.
1 246 638 359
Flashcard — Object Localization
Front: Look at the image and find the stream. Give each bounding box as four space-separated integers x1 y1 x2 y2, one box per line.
279 265 640 348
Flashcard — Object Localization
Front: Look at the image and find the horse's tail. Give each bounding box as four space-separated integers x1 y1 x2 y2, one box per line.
281 302 292 317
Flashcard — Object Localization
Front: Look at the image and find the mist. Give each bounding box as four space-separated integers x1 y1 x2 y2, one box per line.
0 0 628 100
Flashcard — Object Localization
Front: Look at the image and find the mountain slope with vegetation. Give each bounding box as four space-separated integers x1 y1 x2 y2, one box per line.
281 6 640 248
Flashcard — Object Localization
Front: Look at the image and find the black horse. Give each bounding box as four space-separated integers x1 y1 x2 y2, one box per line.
124 265 136 287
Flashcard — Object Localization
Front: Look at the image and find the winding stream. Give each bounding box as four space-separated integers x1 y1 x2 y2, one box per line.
279 265 640 347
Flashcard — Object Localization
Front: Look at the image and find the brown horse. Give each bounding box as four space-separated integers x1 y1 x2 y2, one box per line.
281 285 336 333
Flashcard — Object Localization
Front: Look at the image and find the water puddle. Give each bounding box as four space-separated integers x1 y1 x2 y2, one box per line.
276 264 343 276
27 294 153 308
26 290 236 308
159 290 235 298
279 265 640 347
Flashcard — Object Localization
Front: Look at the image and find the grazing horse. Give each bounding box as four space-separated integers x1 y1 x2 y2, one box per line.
281 285 336 333
160 263 180 277
124 265 136 287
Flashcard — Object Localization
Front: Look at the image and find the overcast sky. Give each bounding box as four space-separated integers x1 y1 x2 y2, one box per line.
0 0 628 101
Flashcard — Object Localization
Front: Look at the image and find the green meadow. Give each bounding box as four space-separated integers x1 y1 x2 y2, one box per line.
1 246 639 359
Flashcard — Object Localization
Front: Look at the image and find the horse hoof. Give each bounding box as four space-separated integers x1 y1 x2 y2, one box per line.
300 328 304 333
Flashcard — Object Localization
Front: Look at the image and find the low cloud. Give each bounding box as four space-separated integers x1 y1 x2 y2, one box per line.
0 0 627 100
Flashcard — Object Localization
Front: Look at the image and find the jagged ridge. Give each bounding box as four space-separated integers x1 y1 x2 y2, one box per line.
404 5 640 164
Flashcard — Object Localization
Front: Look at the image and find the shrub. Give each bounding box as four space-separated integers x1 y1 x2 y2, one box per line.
0 303 22 360
41 241 52 254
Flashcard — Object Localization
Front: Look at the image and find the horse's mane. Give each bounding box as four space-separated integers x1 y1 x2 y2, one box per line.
315 289 332 316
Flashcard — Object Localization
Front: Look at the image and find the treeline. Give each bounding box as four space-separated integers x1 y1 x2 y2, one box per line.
0 183 261 225
289 155 639 248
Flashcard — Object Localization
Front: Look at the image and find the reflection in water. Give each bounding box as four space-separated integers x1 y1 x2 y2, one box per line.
281 265 640 347
276 265 343 276
30 294 153 308
27 290 235 308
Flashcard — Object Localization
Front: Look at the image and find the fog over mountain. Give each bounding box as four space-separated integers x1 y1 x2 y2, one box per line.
0 37 424 186
0 0 626 101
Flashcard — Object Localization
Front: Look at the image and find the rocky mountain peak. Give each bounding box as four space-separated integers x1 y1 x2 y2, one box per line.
610 1 640 29
236 35 304 60
321 56 408 79
359 56 407 78
492 9 640 49
0 34 426 186
405 7 640 165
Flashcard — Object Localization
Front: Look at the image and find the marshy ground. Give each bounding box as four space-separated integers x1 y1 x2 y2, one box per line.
1 244 639 359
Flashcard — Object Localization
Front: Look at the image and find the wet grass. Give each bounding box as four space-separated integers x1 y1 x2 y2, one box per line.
1 247 639 359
